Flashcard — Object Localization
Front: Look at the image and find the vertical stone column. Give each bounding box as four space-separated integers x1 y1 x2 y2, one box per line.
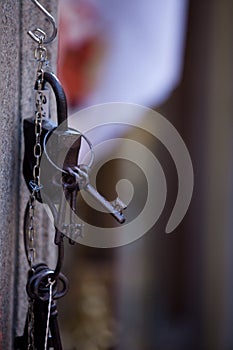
0 2 21 348
0 1 58 348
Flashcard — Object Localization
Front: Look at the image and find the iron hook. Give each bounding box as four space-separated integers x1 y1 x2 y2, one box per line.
28 0 57 45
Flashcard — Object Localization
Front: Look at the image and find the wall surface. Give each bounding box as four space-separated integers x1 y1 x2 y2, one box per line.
0 2 21 348
0 1 58 348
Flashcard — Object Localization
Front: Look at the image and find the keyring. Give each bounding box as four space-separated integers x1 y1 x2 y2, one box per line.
27 268 69 301
43 127 95 173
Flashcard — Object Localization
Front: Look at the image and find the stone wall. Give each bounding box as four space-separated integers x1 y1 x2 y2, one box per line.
0 1 58 348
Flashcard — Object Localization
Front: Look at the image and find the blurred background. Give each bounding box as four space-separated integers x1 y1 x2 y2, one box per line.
56 0 233 349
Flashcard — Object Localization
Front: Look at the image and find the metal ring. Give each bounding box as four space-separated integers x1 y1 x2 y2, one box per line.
34 271 68 301
43 127 95 173
26 268 55 301
53 273 69 300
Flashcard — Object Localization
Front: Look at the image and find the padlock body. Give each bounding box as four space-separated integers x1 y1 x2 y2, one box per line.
23 117 81 204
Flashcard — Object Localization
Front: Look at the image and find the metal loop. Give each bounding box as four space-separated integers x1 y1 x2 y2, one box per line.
35 122 42 136
28 248 36 264
34 143 42 157
35 111 42 119
36 69 45 88
35 91 47 106
33 165 40 179
28 0 57 45
32 28 46 43
43 127 95 173
26 268 69 301
34 46 47 62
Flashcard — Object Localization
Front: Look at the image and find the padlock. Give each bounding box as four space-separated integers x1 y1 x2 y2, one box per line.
23 71 81 204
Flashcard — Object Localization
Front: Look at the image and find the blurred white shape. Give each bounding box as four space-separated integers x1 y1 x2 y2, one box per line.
85 0 189 106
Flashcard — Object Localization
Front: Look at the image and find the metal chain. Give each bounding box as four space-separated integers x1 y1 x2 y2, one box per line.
27 36 48 350
35 34 48 87
26 34 47 268
27 90 44 268
27 194 36 268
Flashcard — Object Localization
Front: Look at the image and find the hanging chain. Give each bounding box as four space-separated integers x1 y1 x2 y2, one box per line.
26 36 48 350
26 35 48 268
35 32 48 87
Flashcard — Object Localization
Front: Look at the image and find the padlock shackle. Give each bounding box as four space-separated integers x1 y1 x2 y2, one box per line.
35 72 68 129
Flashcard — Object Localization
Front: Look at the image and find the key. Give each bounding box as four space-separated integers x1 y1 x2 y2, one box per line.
15 263 68 349
71 166 127 224
54 183 67 245
55 173 83 244
27 264 68 349
68 188 84 242
32 280 63 349
47 300 63 350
